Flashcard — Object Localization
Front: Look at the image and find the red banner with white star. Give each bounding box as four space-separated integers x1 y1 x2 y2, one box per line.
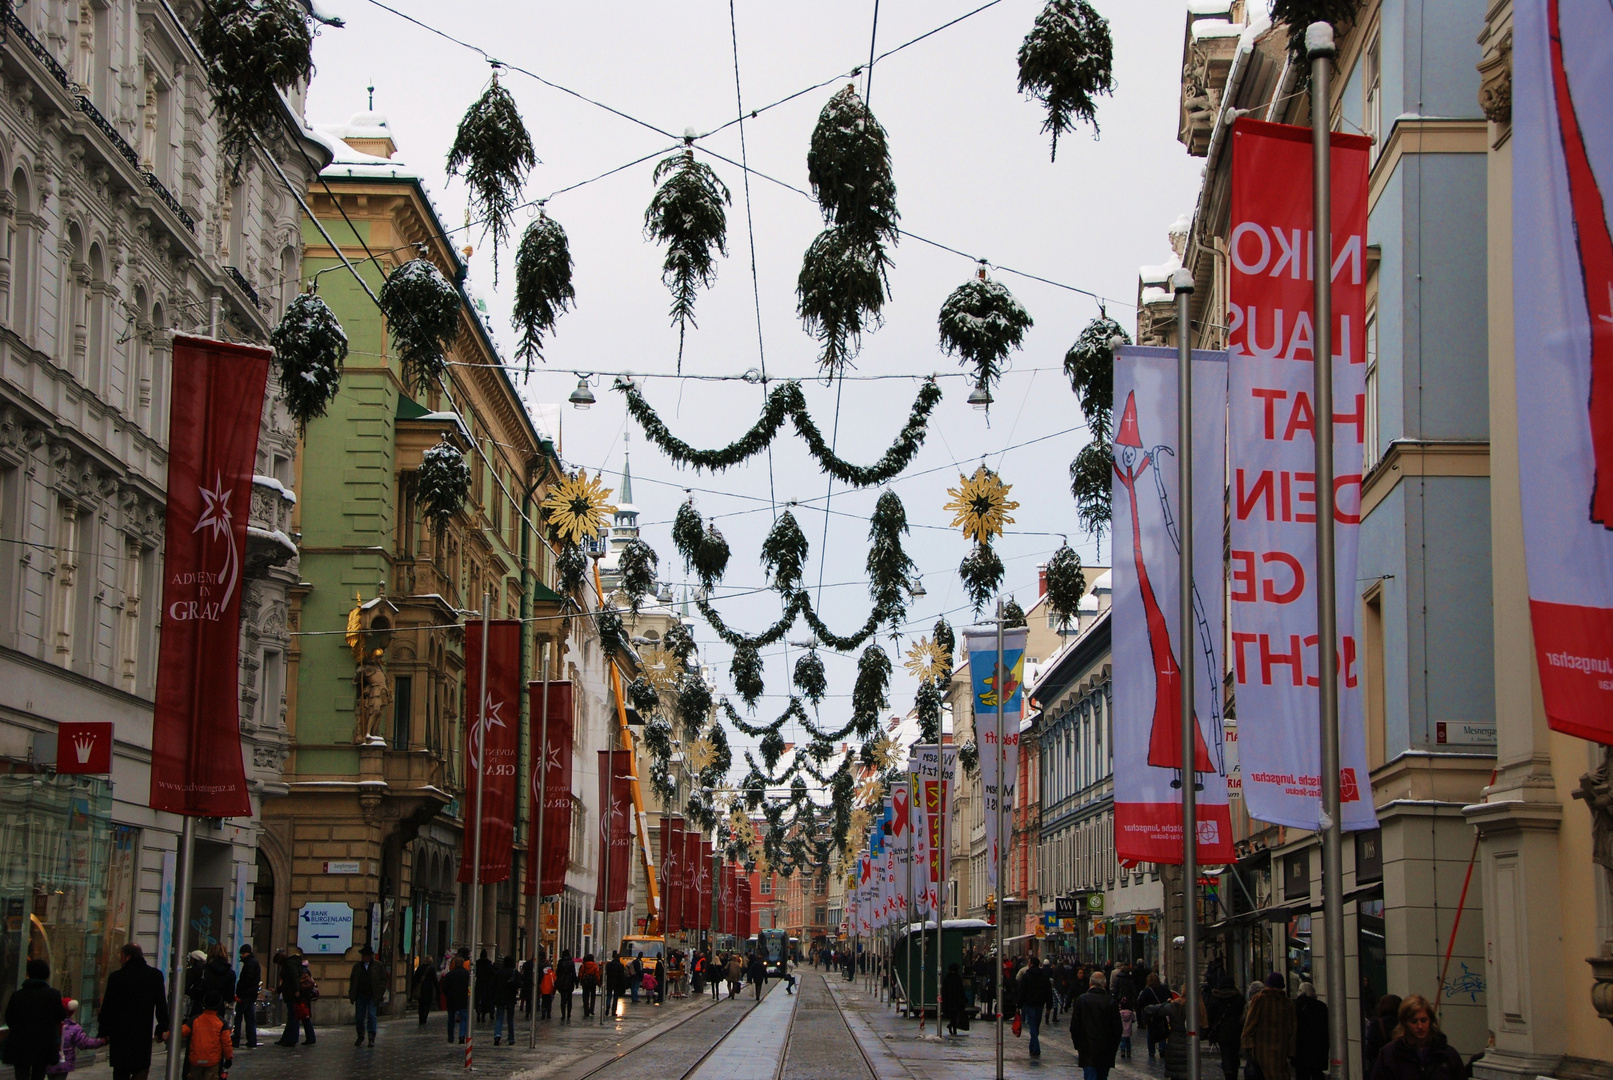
524 681 573 896
459 620 522 883
149 336 269 818
595 750 633 912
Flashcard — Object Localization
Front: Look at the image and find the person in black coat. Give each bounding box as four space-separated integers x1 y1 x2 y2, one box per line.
98 945 170 1080
1018 958 1053 1058
413 958 440 1026
233 945 261 1049
1367 995 1465 1080
474 950 494 1023
555 950 578 1023
1292 984 1329 1080
5 958 67 1080
1206 976 1246 1080
442 958 471 1044
1069 971 1125 1080
747 954 767 1000
942 963 968 1037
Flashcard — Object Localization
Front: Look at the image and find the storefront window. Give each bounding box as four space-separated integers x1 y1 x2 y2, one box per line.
0 770 118 1024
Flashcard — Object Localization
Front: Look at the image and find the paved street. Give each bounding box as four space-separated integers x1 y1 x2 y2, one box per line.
64 973 1179 1080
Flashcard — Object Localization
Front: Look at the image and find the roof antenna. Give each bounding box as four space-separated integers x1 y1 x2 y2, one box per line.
367 83 375 111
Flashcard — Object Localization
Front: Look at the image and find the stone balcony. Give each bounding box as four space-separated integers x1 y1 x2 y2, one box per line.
246 474 298 578
1180 1 1247 156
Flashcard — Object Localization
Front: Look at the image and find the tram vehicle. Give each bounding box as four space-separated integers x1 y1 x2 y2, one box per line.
751 928 794 975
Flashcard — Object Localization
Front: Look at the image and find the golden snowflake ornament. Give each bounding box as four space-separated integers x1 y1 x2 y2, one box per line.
540 469 615 545
685 738 715 774
904 636 949 685
869 734 900 771
856 775 884 808
944 465 1019 543
848 805 872 840
637 645 681 699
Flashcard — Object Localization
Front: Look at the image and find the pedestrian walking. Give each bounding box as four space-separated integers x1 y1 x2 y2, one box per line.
474 950 495 1024
1206 975 1246 1080
747 953 766 1001
6 958 68 1080
779 952 796 995
46 998 105 1079
942 963 968 1036
1293 984 1330 1080
1364 994 1402 1069
1119 998 1135 1060
540 962 557 1020
180 993 233 1080
1018 957 1053 1058
725 953 744 1000
668 951 686 999
271 951 311 1047
442 957 470 1043
1144 983 1194 1080
1069 970 1124 1080
605 952 627 1017
556 951 577 1023
348 944 385 1048
98 945 170 1080
1242 973 1296 1080
1112 963 1136 1007
1366 994 1466 1080
414 958 440 1026
232 945 260 1050
579 954 600 1018
492 955 520 1044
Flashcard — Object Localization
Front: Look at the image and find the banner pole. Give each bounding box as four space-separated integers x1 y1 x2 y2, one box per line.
466 590 490 1070
937 745 947 1033
599 740 613 1026
994 607 1006 1080
1307 23 1350 1080
530 644 550 1050
1175 268 1202 1080
905 772 915 1019
163 816 195 1080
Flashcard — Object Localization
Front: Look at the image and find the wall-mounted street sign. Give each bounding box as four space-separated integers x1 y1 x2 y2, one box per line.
297 902 354 954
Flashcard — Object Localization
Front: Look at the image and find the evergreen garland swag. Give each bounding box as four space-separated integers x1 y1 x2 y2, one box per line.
269 292 347 431
1044 545 1087 629
446 77 538 285
622 379 940 486
760 512 810 594
512 213 575 372
194 0 314 165
866 491 917 630
959 543 1006 615
645 149 731 369
798 226 892 378
416 439 471 530
379 259 462 394
616 538 659 614
793 651 827 706
807 85 900 245
1015 0 1117 161
731 642 765 708
938 269 1033 400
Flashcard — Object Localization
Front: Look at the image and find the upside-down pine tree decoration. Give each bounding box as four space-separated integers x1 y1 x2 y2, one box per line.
511 212 575 374
195 0 314 165
1015 0 1117 161
446 75 537 284
760 511 810 594
1063 309 1129 427
616 538 659 614
937 265 1034 406
1002 596 1028 629
416 438 471 531
797 226 893 377
270 292 347 432
378 259 462 395
793 651 828 706
865 491 917 631
1044 544 1088 629
959 543 1006 615
1270 0 1360 77
644 148 731 370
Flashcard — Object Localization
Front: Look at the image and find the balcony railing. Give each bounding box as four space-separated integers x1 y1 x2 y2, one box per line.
226 266 261 309
4 3 70 92
76 95 140 170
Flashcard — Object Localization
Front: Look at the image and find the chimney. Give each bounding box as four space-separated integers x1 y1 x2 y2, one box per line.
1038 565 1048 597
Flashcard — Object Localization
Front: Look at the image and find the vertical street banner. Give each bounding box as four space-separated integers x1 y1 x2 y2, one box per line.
459 621 522 883
908 745 956 914
1228 117 1378 831
662 817 684 934
889 783 912 921
698 841 714 932
684 830 703 931
906 769 930 916
594 750 633 912
1513 0 1613 740
868 817 886 926
525 681 574 897
965 628 1025 888
149 336 270 817
880 796 900 925
719 863 733 936
1110 345 1236 864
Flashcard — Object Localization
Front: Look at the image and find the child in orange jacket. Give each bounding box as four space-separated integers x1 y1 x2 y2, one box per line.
182 993 233 1080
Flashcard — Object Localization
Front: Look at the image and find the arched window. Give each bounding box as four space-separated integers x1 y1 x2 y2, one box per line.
87 243 106 396
6 169 33 340
149 302 168 443
64 222 87 370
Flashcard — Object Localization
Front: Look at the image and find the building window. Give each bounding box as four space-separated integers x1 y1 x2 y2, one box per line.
392 674 412 748
1364 32 1382 163
260 650 284 730
760 874 771 895
1364 307 1380 471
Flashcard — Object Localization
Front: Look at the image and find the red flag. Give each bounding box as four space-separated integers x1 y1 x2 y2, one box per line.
721 863 734 936
595 750 632 912
698 841 714 932
150 336 270 817
661 817 684 933
740 870 751 938
524 681 573 896
459 621 521 883
682 830 701 932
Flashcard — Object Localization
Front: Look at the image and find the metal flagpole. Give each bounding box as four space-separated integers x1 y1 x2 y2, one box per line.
530 643 550 1049
994 605 1006 1080
1175 268 1202 1080
163 817 196 1080
936 747 946 1034
466 590 491 1070
1308 22 1350 1080
599 731 613 1027
905 772 915 1020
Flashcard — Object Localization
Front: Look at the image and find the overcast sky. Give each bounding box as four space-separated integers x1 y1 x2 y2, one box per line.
304 0 1204 765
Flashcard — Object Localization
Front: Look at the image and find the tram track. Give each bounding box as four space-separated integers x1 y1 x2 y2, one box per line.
557 982 774 1080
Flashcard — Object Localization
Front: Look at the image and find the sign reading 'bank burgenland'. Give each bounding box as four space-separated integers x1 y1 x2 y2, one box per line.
297 902 354 954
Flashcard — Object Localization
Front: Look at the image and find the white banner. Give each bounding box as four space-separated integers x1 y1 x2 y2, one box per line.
907 745 955 915
1110 345 1235 864
1512 0 1613 742
906 770 930 917
964 628 1024 889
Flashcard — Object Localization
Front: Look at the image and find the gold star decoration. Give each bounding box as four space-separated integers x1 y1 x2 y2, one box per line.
848 805 872 840
637 645 681 699
904 636 948 685
944 465 1019 544
728 805 756 846
540 469 615 545
869 734 899 772
685 738 715 774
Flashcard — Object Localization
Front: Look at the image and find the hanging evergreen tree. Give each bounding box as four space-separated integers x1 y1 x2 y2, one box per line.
959 543 1005 615
793 651 828 707
378 259 462 394
677 676 712 740
865 491 917 630
645 148 731 369
673 499 730 590
416 439 471 531
1270 0 1360 76
760 511 810 594
511 212 575 373
797 226 892 377
915 680 943 743
446 76 538 283
270 292 347 431
664 620 697 663
1069 432 1113 539
938 267 1034 404
596 608 625 661
933 619 956 683
672 499 705 567
1063 310 1128 427
731 642 765 708
1015 0 1117 161
1002 596 1028 629
194 0 314 165
761 728 788 771
556 543 589 596
630 676 661 717
696 524 731 592
1044 545 1087 629
850 645 891 737
806 85 900 245
617 538 659 614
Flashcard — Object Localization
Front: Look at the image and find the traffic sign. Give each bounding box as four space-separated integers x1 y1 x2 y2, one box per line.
297 902 354 954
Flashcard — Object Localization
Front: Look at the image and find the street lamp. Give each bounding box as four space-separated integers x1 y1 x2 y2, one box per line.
568 376 596 409
967 381 992 411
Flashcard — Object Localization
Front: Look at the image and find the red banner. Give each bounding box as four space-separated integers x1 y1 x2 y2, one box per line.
458 621 521 883
683 830 702 932
698 841 713 932
740 871 751 938
1227 118 1377 833
149 336 270 817
524 681 573 896
661 818 684 933
595 750 632 912
720 863 734 936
